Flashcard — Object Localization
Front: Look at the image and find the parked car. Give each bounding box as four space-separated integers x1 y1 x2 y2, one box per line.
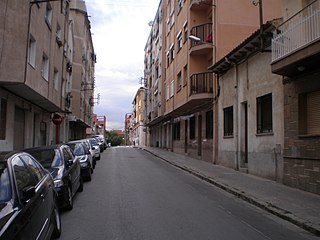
79 138 96 168
93 136 104 153
24 144 83 210
93 134 107 150
88 138 101 160
66 141 93 181
0 151 61 240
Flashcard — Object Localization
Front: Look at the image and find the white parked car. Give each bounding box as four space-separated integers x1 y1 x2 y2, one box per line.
88 138 101 160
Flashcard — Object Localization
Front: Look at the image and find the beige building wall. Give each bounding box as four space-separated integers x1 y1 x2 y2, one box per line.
218 52 284 180
0 1 70 150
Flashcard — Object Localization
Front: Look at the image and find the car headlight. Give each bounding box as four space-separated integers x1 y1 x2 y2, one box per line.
54 179 64 188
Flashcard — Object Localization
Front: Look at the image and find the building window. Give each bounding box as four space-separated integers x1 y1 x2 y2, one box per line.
56 25 62 47
167 52 170 67
177 31 183 52
183 64 188 86
155 66 159 79
28 35 36 67
54 69 59 90
257 93 272 134
177 0 183 13
190 116 195 139
45 3 53 28
206 110 213 139
299 90 320 135
224 106 233 137
0 99 7 140
177 72 182 92
170 44 175 63
41 53 49 81
183 21 188 43
169 80 174 98
173 121 181 140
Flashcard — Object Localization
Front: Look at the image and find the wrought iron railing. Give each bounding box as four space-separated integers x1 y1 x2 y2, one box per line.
272 0 320 62
190 72 213 96
190 23 213 48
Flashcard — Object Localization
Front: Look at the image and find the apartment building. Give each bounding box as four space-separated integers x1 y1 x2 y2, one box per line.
68 0 95 140
144 0 282 162
271 0 320 194
132 87 147 147
0 0 70 150
0 0 95 151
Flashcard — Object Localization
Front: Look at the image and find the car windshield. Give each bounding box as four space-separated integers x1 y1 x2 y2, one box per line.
27 149 62 168
89 139 97 146
0 162 12 202
67 143 85 156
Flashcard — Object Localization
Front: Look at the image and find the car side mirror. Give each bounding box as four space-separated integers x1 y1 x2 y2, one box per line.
21 186 36 203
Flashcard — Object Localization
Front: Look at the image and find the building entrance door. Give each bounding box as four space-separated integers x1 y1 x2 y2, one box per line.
14 107 25 150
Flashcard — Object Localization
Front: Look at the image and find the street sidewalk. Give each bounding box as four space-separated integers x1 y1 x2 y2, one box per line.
140 147 320 236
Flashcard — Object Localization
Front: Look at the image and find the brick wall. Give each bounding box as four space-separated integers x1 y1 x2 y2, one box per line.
283 73 320 195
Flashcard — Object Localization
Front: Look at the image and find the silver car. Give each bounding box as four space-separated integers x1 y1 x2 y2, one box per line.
88 138 101 160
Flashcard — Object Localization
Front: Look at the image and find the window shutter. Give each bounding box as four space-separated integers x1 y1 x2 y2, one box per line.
307 91 320 134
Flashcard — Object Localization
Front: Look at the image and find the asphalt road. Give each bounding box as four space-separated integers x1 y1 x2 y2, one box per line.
59 147 318 240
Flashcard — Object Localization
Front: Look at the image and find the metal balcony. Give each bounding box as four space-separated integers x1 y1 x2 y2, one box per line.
190 23 213 51
190 72 213 96
272 0 320 63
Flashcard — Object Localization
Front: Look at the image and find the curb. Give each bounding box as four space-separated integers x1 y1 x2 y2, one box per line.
142 148 320 237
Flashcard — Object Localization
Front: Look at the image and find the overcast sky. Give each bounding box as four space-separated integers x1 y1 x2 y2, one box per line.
85 0 159 130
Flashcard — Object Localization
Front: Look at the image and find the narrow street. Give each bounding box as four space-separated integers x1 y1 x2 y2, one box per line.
60 147 317 240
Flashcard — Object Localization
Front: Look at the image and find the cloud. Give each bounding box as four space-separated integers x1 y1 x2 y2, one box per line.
85 0 159 130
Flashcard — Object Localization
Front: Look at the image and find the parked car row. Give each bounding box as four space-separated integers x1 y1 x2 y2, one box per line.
0 136 106 240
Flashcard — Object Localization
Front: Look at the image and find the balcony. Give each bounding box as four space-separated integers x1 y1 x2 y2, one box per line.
190 72 213 96
271 0 320 77
189 23 213 55
190 0 213 10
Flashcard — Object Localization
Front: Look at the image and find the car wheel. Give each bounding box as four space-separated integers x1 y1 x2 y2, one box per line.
97 155 101 160
78 176 84 192
51 202 61 238
65 185 73 210
92 159 96 169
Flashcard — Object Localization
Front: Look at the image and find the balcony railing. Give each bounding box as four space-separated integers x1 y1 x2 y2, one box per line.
190 23 213 48
190 72 213 96
272 0 320 62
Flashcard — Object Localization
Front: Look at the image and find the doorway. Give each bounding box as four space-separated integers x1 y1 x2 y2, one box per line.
14 107 25 150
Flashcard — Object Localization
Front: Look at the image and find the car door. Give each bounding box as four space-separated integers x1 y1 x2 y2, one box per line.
21 154 54 239
11 155 47 240
62 147 79 196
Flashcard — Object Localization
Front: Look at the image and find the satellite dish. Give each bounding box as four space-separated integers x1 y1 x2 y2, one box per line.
148 21 153 26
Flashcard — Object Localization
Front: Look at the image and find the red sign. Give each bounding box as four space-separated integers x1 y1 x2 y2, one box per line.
52 114 63 125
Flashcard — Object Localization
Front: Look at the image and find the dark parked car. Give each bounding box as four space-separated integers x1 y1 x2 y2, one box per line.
66 141 93 181
24 144 83 210
0 151 61 240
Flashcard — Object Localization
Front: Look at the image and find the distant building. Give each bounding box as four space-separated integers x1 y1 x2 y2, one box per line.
68 0 96 140
131 87 146 147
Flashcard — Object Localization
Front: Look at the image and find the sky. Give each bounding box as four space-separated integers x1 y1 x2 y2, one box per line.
85 0 160 130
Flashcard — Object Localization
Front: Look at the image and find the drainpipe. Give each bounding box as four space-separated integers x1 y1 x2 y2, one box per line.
234 63 239 171
213 0 218 164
